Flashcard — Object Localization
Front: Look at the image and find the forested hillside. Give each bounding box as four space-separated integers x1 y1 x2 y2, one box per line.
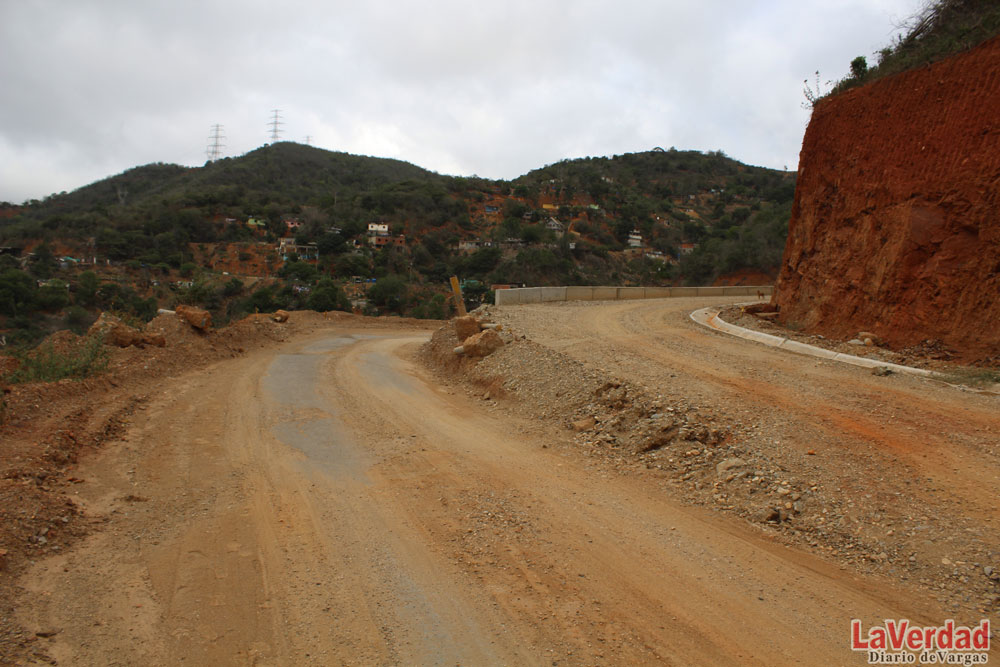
1 142 794 346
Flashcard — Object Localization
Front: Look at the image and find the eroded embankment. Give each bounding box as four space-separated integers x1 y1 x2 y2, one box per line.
774 34 1000 362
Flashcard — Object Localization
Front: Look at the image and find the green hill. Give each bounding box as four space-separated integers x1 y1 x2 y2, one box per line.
0 143 794 344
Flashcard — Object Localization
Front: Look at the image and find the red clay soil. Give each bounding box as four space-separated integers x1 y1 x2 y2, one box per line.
189 241 280 276
773 35 1000 361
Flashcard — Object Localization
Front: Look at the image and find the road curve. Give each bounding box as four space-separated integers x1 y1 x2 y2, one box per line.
17 323 956 665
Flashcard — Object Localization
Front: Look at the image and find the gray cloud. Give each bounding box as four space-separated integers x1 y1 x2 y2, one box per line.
0 0 923 202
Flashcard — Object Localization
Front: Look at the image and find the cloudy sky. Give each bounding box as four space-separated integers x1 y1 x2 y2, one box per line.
0 0 925 204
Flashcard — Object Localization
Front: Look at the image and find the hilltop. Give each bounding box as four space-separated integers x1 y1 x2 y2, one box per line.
0 142 792 345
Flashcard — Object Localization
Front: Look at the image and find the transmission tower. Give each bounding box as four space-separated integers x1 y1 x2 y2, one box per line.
267 109 284 143
205 124 226 161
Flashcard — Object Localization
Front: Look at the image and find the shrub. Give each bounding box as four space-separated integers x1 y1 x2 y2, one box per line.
64 305 91 333
306 279 350 312
368 275 408 312
4 336 109 384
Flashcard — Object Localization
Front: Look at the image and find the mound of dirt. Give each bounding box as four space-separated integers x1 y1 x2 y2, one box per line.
774 34 1000 361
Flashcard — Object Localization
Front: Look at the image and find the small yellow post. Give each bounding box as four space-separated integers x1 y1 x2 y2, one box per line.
449 276 467 317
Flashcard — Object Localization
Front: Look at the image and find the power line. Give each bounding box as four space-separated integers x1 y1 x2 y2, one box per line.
205 124 226 161
267 109 284 143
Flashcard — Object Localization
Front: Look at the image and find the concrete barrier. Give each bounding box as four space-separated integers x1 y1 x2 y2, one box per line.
565 286 596 301
591 287 619 300
539 287 568 302
617 287 646 300
494 285 773 306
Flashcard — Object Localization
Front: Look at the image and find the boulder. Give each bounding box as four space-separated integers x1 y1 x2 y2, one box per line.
88 312 140 347
454 315 481 343
272 310 290 323
175 304 212 330
139 331 167 347
461 329 504 358
108 324 140 347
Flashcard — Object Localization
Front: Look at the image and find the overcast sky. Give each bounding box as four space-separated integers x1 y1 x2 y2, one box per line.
0 0 926 204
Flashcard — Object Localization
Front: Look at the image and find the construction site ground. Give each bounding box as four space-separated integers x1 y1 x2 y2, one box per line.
1 296 997 665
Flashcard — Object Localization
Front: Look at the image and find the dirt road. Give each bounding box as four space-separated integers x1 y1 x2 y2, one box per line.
494 297 1000 526
14 305 980 665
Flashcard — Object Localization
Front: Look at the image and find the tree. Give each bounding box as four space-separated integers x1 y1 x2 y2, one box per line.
279 260 318 282
76 270 98 307
335 253 370 278
316 232 346 256
30 243 56 278
36 279 70 311
465 246 501 275
306 278 350 312
850 56 868 79
222 277 244 297
0 269 36 316
368 275 408 312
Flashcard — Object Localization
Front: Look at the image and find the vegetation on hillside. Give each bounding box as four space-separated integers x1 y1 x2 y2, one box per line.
827 0 1000 97
0 143 795 349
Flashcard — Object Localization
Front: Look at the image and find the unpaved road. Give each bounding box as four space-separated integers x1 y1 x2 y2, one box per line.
495 297 1000 532
14 302 992 665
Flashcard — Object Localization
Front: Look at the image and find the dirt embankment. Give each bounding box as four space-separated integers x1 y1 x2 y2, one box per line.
774 35 1000 361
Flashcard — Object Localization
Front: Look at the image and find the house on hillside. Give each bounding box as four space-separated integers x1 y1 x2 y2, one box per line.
277 238 318 260
545 218 565 236
283 218 303 234
246 218 267 233
628 230 643 248
679 243 698 255
371 234 406 249
367 222 393 247
645 250 670 263
457 240 481 252
484 205 500 214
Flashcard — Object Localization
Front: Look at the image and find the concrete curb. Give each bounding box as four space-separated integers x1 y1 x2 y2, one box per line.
689 305 939 379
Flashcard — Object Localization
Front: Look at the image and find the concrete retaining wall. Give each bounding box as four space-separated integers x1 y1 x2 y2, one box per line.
494 284 773 306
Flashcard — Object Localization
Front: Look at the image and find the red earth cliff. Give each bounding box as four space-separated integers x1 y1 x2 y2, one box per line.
774 35 1000 361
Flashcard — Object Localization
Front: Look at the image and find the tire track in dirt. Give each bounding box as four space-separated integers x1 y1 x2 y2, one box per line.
14 322 981 665
505 298 1000 523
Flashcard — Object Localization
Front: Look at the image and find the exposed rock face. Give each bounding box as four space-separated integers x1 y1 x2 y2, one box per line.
774 35 1000 360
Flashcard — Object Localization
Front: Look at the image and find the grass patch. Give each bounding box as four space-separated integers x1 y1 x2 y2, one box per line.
937 367 1000 389
3 335 109 384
